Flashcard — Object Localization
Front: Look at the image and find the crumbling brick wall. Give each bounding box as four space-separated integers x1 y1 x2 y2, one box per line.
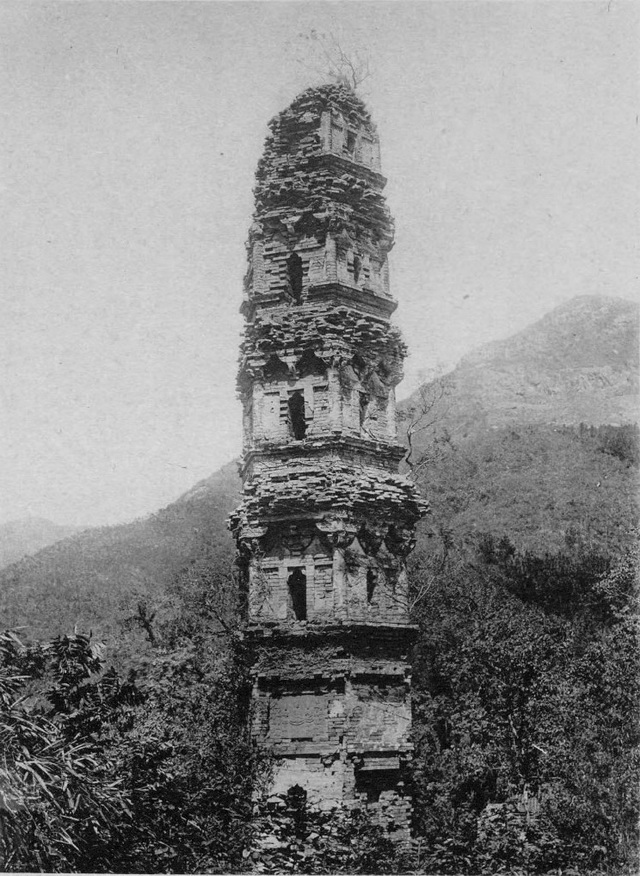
231 83 427 838
249 627 415 829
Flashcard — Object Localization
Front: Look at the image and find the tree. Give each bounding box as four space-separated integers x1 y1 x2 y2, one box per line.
289 30 373 92
0 631 137 871
398 374 454 484
0 571 260 875
101 558 259 873
409 540 640 873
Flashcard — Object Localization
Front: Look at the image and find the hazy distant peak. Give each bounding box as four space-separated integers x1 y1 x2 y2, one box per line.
0 517 81 571
459 295 638 371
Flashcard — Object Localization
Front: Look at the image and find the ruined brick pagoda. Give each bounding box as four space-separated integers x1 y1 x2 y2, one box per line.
230 83 427 836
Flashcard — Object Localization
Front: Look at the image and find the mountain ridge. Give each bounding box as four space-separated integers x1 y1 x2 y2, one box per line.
403 294 638 435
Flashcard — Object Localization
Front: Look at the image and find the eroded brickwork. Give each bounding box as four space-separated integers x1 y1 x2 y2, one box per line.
230 83 427 839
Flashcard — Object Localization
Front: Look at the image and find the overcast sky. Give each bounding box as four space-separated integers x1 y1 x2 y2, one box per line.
1 1 637 527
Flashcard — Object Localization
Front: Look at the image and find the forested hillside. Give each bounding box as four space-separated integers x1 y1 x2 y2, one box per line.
411 423 637 557
0 462 239 642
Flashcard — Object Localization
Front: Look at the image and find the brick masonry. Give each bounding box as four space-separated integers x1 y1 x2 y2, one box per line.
230 83 427 839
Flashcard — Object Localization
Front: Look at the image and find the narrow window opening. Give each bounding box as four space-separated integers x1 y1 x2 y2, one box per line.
287 253 304 304
345 130 357 157
359 392 370 430
288 391 307 440
288 568 307 620
366 569 378 604
353 255 362 285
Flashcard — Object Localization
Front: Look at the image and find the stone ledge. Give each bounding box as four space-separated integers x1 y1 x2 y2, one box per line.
240 436 406 472
305 281 397 316
247 620 419 636
310 151 387 187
